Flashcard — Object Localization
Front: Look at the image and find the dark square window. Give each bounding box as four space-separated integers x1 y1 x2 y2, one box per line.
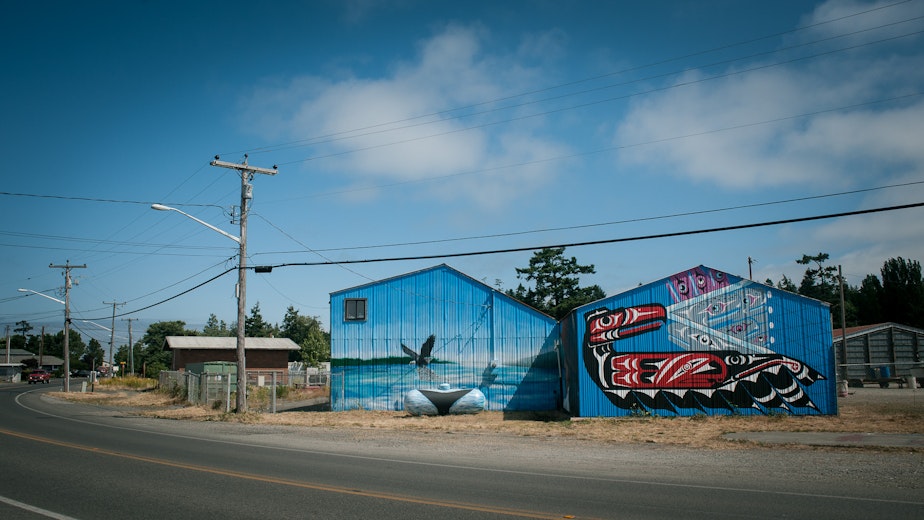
344 298 367 321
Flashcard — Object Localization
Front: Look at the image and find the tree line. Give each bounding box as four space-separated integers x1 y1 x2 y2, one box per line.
767 253 924 330
11 304 329 378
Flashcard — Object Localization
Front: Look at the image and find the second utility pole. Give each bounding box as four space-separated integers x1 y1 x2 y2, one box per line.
50 261 86 392
123 317 138 375
104 301 125 375
210 154 277 413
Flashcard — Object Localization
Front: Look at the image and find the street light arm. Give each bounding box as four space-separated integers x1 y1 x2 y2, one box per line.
151 204 241 244
18 288 65 305
78 320 111 332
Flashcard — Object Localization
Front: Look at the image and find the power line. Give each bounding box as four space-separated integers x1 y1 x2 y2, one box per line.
254 180 924 255
0 191 223 208
96 201 924 320
84 267 236 321
269 202 924 267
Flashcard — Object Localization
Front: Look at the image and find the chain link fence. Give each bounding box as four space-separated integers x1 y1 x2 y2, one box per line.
159 369 330 413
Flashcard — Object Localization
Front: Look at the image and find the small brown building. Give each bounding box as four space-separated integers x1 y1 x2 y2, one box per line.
164 336 299 373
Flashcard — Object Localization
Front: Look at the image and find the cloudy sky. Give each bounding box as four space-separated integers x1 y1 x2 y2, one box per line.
2 0 923 349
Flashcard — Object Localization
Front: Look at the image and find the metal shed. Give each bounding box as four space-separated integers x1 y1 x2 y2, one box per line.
560 266 837 417
329 264 560 412
833 323 923 386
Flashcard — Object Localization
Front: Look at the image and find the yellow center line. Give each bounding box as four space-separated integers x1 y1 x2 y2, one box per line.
0 427 588 519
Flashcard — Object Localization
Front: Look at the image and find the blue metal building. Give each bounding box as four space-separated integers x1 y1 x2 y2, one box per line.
329 265 560 412
560 266 837 417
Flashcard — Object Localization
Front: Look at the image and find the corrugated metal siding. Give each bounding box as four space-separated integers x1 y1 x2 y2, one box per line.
840 325 924 379
564 266 836 417
331 265 558 412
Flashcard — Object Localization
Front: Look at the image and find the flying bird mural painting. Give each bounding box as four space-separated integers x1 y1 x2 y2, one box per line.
402 334 440 381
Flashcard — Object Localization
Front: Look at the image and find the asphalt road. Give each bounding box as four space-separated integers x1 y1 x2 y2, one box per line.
1 381 922 519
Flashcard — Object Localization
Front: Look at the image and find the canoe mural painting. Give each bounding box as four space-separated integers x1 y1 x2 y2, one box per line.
404 383 486 416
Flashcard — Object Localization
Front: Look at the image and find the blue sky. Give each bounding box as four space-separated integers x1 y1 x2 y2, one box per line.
2 0 923 349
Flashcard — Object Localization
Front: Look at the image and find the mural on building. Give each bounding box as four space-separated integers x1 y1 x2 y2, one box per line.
329 265 561 412
581 267 827 414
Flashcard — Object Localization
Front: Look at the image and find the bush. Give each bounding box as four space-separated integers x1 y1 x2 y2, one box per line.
99 375 157 390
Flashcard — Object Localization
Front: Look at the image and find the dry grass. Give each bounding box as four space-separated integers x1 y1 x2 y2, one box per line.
49 383 924 450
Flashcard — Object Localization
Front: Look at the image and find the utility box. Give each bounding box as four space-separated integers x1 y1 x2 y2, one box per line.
186 361 237 391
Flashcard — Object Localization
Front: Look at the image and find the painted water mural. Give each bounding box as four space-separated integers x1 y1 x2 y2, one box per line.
331 336 559 412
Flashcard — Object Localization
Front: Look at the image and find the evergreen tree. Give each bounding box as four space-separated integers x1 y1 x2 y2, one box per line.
854 274 884 325
796 253 839 304
879 257 924 328
245 302 276 337
139 320 196 377
507 247 606 320
81 338 105 369
202 313 232 336
775 274 798 293
14 320 33 336
280 306 330 366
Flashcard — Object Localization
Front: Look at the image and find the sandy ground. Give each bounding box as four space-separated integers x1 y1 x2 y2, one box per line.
50 383 923 450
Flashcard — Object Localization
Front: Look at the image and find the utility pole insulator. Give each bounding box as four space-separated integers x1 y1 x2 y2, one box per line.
210 158 278 176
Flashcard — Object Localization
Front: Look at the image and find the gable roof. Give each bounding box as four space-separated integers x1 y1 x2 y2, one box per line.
163 336 299 351
329 263 554 318
832 322 924 341
3 353 66 366
330 264 475 296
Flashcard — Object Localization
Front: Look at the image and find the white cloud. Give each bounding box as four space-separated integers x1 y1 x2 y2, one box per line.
613 0 924 192
241 24 570 208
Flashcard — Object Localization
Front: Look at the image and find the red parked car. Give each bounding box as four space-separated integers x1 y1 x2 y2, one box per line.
28 369 51 384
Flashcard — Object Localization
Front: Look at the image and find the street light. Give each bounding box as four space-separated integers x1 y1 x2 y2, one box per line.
151 203 248 411
18 288 65 305
151 204 240 243
19 288 70 390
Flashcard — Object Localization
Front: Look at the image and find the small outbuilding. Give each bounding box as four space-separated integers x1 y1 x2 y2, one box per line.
560 266 837 417
164 336 299 375
833 323 923 386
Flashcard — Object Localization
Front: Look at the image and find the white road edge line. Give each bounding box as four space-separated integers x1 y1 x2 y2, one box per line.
0 494 79 520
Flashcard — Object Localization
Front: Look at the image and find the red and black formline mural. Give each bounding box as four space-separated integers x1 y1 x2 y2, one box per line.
572 266 835 416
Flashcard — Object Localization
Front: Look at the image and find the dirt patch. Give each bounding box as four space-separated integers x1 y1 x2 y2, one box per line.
49 386 924 450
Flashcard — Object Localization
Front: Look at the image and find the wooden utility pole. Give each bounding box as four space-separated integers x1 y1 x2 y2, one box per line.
50 261 87 393
210 154 278 413
838 265 848 382
122 318 138 376
104 301 125 374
